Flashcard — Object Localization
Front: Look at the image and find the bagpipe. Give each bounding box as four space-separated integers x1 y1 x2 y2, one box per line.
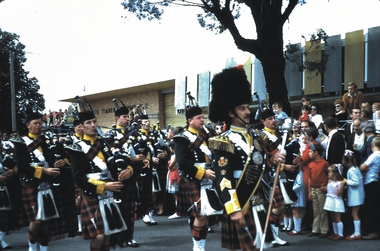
0 148 15 211
260 118 293 250
19 133 61 220
280 123 300 205
49 138 65 187
252 91 271 124
73 96 128 234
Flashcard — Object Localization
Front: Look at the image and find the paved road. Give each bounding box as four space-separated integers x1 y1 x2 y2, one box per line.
5 215 380 250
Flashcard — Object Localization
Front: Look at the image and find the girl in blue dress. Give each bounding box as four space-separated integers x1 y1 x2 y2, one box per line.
342 149 364 240
288 164 306 235
323 164 346 240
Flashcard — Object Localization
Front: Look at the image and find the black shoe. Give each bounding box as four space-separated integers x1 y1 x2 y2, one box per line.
127 239 139 248
77 231 82 236
319 234 328 238
306 232 320 237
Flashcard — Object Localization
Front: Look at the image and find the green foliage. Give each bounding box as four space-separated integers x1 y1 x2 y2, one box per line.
121 0 241 34
121 0 304 115
0 30 45 133
121 0 166 21
285 28 331 76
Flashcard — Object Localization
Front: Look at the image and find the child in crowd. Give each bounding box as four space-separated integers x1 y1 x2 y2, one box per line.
307 144 329 238
323 164 346 241
298 134 308 155
299 105 310 122
359 137 380 240
341 149 364 240
288 164 306 235
167 141 180 219
281 206 294 233
272 101 288 126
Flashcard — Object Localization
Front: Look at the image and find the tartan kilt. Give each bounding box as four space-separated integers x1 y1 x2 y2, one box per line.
117 198 136 242
74 184 82 215
259 182 284 209
49 169 78 239
20 183 38 225
137 174 153 216
176 180 202 217
156 163 168 193
221 209 256 250
80 195 104 239
271 186 284 209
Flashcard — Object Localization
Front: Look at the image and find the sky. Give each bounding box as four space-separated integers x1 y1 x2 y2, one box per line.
0 0 380 112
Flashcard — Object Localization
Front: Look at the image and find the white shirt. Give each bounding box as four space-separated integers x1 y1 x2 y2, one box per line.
309 113 323 128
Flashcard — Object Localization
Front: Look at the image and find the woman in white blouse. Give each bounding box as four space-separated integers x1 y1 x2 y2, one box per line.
309 103 323 129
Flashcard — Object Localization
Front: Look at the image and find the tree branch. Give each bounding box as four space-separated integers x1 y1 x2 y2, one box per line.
281 0 298 24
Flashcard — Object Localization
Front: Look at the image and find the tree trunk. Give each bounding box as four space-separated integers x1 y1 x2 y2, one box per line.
255 12 291 115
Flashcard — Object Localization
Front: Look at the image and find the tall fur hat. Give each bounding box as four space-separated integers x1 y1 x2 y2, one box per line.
113 98 129 117
78 111 95 124
21 106 42 124
115 106 129 117
209 66 252 123
185 106 203 120
24 110 42 123
260 109 275 120
139 106 149 120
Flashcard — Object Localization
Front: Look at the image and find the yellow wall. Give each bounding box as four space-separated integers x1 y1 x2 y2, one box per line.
304 40 322 95
344 30 364 88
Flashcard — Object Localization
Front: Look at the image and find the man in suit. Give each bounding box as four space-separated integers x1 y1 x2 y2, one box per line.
343 107 362 141
324 117 345 165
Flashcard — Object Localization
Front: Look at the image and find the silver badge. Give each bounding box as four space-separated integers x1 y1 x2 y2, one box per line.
252 151 264 165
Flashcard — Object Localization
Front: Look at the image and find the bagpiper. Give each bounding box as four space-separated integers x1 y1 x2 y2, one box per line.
66 97 128 251
11 109 77 251
172 93 218 251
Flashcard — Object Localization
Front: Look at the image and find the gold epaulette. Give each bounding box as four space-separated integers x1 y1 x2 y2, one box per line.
208 136 234 154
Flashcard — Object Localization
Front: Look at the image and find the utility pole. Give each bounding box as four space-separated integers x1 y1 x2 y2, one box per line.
1 28 17 131
10 50 16 131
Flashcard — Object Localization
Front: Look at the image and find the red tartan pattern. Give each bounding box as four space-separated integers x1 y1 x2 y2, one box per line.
117 198 136 242
83 139 104 161
75 184 82 214
80 195 104 239
176 180 202 217
49 168 78 238
188 129 208 153
221 209 257 250
272 187 284 208
21 184 38 223
25 135 45 153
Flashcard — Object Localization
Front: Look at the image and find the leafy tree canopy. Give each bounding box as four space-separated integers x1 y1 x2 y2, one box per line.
121 0 310 115
0 30 45 134
285 28 329 76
